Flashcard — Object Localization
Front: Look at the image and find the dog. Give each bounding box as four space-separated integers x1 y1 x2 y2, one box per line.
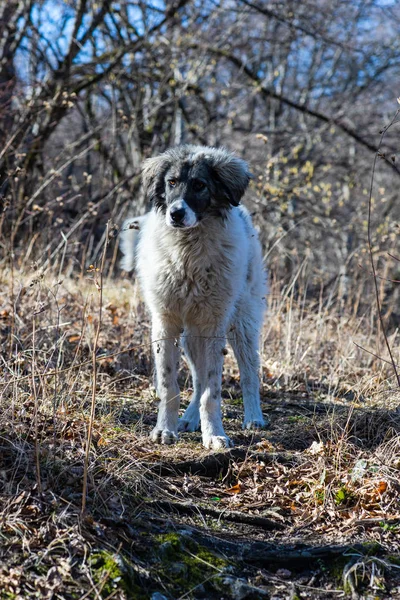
120 145 267 450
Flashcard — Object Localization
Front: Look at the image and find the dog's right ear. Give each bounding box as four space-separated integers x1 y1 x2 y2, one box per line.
142 154 171 204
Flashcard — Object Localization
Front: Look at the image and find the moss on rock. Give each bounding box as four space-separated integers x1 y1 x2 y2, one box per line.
89 550 145 599
156 532 232 595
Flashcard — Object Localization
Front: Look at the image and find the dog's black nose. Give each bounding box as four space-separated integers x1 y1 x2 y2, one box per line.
170 207 185 224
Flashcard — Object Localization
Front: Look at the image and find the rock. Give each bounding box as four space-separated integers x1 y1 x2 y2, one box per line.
276 568 292 579
169 562 187 577
222 576 268 599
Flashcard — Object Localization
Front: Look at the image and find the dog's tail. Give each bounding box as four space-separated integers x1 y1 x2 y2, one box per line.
119 216 145 272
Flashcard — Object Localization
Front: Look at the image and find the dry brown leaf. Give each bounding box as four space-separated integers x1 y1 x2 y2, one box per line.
225 482 243 495
68 335 80 343
377 481 388 494
97 437 109 447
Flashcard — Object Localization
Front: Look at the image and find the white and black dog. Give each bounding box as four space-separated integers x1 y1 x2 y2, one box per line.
121 145 266 450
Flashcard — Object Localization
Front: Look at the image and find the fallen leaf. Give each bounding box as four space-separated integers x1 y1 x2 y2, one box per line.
225 482 243 495
377 481 387 494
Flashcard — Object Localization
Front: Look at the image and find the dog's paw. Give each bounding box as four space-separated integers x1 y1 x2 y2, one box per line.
203 435 233 450
150 427 178 445
243 416 268 430
178 417 200 433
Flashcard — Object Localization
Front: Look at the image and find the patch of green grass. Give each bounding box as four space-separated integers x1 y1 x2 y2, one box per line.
380 521 399 533
287 415 309 423
227 397 243 407
334 486 355 506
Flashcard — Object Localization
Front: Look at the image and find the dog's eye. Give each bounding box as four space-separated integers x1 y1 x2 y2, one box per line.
193 180 206 191
168 179 177 188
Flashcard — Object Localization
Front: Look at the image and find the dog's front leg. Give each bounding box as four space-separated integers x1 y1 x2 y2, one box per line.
196 328 233 451
178 333 203 432
150 316 181 445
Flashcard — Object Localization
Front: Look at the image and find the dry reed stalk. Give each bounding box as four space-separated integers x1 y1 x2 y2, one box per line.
31 314 42 494
81 220 110 514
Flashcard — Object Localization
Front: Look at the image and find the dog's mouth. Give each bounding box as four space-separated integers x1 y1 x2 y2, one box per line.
167 219 200 230
169 221 185 228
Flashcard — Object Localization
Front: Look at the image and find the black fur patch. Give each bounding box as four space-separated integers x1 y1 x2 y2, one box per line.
141 145 251 216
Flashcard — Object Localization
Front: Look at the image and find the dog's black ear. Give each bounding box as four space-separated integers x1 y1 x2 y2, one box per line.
207 150 251 206
142 154 171 204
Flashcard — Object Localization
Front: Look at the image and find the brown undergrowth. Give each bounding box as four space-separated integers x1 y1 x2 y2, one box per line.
1 266 400 599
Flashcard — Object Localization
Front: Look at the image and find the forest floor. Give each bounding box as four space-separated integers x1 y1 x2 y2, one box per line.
1 270 400 599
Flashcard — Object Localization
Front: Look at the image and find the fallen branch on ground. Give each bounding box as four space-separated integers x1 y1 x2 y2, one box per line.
146 499 285 530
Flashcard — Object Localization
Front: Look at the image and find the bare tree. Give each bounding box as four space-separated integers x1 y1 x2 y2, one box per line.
0 0 399 304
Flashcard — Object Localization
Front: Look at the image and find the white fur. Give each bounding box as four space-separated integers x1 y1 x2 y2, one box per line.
131 204 267 450
119 217 145 272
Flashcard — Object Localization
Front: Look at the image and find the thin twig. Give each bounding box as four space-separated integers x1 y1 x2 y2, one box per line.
353 342 399 370
367 106 400 389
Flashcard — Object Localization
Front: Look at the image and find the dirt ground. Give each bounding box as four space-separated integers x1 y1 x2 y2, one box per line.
1 272 400 599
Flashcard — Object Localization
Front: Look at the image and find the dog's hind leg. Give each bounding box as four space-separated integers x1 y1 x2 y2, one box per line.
230 305 266 430
178 333 202 432
150 315 181 445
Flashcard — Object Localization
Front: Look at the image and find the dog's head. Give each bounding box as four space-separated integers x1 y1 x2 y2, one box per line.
142 145 251 229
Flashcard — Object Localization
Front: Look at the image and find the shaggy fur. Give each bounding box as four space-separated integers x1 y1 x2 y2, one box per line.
121 145 267 450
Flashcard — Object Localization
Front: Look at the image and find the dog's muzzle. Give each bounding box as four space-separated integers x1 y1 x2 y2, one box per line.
167 200 198 229
170 206 186 225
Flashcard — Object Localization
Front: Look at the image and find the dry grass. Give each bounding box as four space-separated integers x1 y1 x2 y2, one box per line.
1 263 400 599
